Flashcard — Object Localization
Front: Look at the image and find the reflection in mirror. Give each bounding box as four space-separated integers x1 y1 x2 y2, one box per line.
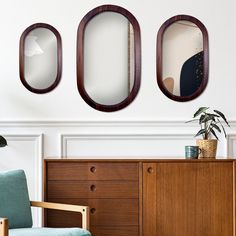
84 12 134 105
77 5 141 112
157 15 208 102
20 23 62 94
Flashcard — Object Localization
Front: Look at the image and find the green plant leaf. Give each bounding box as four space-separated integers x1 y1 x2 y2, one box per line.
185 119 199 123
199 114 206 124
0 136 7 147
194 129 206 138
211 123 221 133
212 114 220 117
206 113 220 118
218 119 227 138
193 107 209 118
200 114 215 123
210 128 219 140
214 110 230 127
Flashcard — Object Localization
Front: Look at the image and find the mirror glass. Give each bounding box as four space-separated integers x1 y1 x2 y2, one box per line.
24 28 57 89
83 12 135 105
20 23 62 94
162 20 203 97
157 16 208 102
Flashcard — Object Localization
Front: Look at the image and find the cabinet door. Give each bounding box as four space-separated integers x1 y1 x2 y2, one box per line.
143 162 234 236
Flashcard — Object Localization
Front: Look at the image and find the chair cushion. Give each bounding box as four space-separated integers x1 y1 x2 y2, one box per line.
0 170 32 229
9 227 91 236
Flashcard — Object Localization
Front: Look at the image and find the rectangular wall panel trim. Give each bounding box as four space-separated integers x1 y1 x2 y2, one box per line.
0 134 43 227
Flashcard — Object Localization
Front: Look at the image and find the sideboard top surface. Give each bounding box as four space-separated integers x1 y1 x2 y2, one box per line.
44 158 235 163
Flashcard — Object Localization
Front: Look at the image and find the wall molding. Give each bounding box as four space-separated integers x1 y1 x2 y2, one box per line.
0 120 235 127
2 134 43 226
60 133 195 158
227 134 236 157
1 124 234 159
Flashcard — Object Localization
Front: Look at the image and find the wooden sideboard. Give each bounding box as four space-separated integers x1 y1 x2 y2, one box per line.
44 159 236 236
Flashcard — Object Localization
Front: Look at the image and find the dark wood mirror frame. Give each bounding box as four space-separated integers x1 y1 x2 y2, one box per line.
77 5 141 112
157 15 209 102
19 23 62 94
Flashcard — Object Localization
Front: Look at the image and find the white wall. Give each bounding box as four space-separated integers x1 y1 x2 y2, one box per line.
1 0 236 120
0 0 236 226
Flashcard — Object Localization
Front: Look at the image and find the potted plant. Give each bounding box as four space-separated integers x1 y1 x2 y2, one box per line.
187 107 230 158
0 135 7 147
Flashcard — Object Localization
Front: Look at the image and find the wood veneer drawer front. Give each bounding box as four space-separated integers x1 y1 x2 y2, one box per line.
47 162 138 181
47 199 139 226
47 181 139 199
90 226 139 236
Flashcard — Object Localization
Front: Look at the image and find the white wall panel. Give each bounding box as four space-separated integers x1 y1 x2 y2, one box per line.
227 135 236 157
0 134 43 227
61 133 195 158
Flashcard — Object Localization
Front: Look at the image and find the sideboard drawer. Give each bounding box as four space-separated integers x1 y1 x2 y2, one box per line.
47 162 139 181
90 226 139 236
47 199 139 226
47 181 139 199
45 160 141 236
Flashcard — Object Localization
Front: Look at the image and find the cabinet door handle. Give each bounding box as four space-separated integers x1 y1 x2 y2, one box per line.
90 166 96 173
147 167 154 173
90 208 96 214
90 184 96 192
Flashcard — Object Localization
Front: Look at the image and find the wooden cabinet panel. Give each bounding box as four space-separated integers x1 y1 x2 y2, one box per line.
143 162 234 236
47 199 139 227
47 181 139 199
47 215 138 236
47 162 138 181
143 163 157 236
90 226 139 236
46 210 82 228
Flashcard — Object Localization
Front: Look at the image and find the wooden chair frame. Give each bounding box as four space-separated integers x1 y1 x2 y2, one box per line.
0 218 8 236
0 201 90 236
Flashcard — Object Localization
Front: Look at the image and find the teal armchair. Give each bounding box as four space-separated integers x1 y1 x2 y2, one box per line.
0 170 91 236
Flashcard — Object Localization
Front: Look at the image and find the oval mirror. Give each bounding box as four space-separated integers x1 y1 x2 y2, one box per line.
77 5 141 112
157 15 209 101
20 23 62 94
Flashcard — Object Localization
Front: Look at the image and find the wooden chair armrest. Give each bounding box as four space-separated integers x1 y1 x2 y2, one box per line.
0 218 8 236
31 201 89 230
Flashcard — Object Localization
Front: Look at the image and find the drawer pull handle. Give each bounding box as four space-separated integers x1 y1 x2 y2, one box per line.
90 166 96 173
90 184 96 192
90 208 96 214
147 167 154 173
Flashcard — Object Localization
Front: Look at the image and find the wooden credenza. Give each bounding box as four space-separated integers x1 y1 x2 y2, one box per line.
44 159 236 236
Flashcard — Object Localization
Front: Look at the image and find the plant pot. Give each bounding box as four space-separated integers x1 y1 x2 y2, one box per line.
196 139 218 159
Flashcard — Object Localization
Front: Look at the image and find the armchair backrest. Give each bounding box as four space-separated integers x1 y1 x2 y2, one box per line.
0 169 33 229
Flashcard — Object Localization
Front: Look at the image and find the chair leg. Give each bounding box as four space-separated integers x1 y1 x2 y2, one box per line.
0 218 8 236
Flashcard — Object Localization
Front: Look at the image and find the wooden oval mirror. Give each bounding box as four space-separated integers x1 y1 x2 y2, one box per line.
20 23 62 94
77 5 141 112
157 15 209 102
